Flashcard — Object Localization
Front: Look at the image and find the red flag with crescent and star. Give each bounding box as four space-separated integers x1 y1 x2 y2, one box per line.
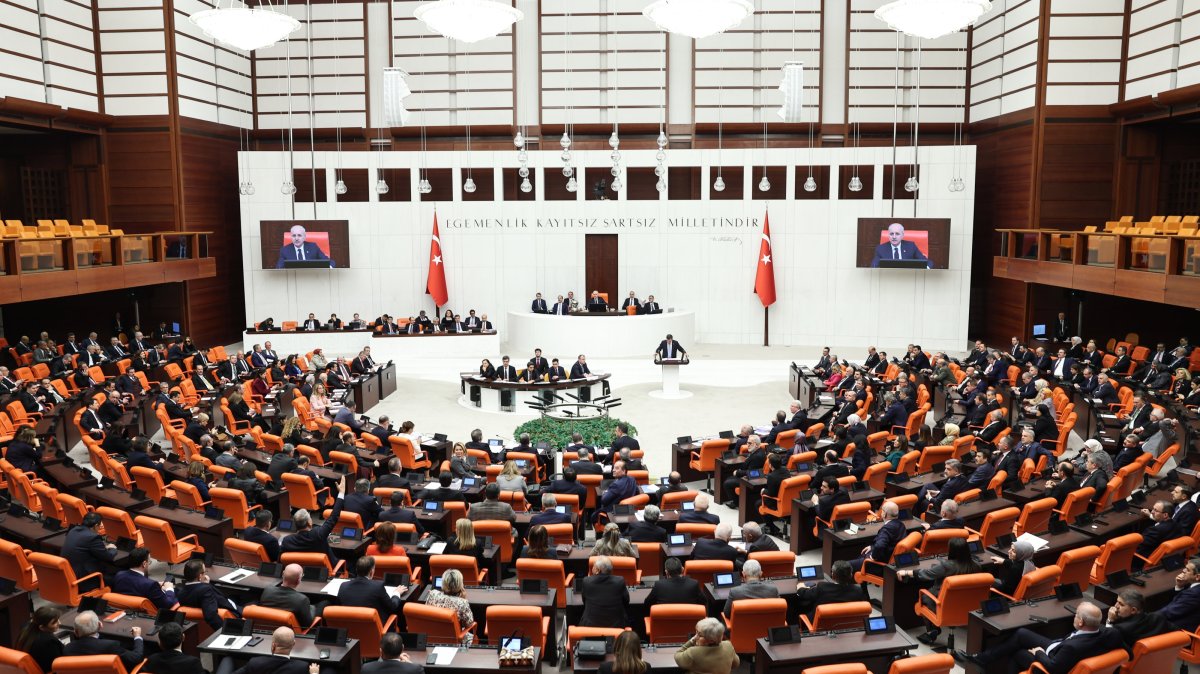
754 211 776 307
426 213 449 308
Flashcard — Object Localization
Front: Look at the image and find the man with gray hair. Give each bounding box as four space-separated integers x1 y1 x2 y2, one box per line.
579 555 629 628
345 478 383 529
628 504 668 542
61 610 144 668
569 445 603 475
281 475 346 563
692 522 740 568
1105 589 1172 650
267 442 298 487
675 617 740 673
742 521 778 555
618 446 645 472
850 500 905 572
530 493 572 526
955 601 1120 673
723 559 781 615
925 499 964 531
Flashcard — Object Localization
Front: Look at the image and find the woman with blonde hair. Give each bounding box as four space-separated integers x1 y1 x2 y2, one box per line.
496 459 527 494
445 518 487 566
309 382 330 416
280 415 306 446
425 569 475 644
600 631 648 674
592 522 638 558
186 460 213 501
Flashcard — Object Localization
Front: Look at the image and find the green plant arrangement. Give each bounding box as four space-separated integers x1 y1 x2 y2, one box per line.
513 416 638 449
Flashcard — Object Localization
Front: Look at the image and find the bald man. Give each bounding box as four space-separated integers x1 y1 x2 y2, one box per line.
955 602 1120 674
215 626 318 674
257 564 317 626
276 224 332 268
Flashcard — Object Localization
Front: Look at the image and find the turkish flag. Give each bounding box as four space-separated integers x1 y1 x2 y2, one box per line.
754 211 776 307
426 213 449 308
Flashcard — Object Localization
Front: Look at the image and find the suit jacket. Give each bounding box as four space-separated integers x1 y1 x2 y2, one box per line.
233 655 311 674
145 649 208 674
419 487 464 503
1136 519 1181 557
1048 475 1081 507
243 526 281 561
176 581 240 631
880 403 909 431
378 506 423 533
723 580 781 616
281 497 344 562
691 538 740 566
1110 611 1173 650
868 519 907 562
276 242 331 268
570 362 591 379
112 569 176 611
530 510 573 527
1051 357 1075 379
656 340 686 359
495 365 518 382
679 511 721 525
1080 469 1109 494
259 584 314 625
1173 500 1199 536
579 573 630 627
469 499 516 523
931 474 970 511
569 460 604 476
795 581 867 618
345 492 383 529
63 525 116 579
1158 584 1200 632
1028 628 1122 674
627 521 668 543
645 575 703 607
871 240 929 266
338 576 400 620
531 298 549 313
361 660 425 674
545 478 587 501
63 636 144 670
977 419 1008 443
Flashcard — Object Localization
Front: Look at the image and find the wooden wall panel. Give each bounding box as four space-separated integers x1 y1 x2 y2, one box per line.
105 118 178 233
1037 119 1119 228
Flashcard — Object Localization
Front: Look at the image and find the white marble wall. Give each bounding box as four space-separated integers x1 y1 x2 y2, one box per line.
239 145 976 351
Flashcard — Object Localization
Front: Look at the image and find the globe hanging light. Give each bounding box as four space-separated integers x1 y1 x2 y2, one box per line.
244 181 255 196
656 179 667 192
803 176 817 192
562 166 574 178
713 175 725 192
848 176 863 192
513 130 525 148
657 131 668 148
560 133 572 149
419 179 433 194
334 180 348 195
463 177 477 193
758 176 771 192
610 166 620 177
518 166 529 178
281 181 296 195
561 150 571 162
375 178 389 195
608 132 620 149
520 177 532 193
566 177 578 192
611 178 623 191
904 176 919 192
654 166 665 177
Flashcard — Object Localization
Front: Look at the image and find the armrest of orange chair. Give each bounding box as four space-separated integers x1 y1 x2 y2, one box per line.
315 486 331 506
246 504 263 513
301 616 323 634
798 614 816 632
74 571 108 592
177 533 203 546
1133 552 1153 566
565 572 576 587
383 614 398 633
690 451 701 464
130 660 147 674
331 560 346 578
761 493 781 510
720 611 730 626
476 569 488 584
989 587 1018 602
409 568 424 584
1024 662 1051 674
891 424 906 436
918 588 941 606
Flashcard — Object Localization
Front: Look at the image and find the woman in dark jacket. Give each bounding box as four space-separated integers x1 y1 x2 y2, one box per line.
186 460 212 501
444 518 489 568
1031 404 1057 443
6 427 45 479
227 392 267 430
898 537 982 644
519 524 555 559
990 539 1036 598
478 359 496 379
230 462 266 505
850 434 873 480
17 607 63 674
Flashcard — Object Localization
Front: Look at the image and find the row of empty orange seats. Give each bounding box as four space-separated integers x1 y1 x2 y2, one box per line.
1 219 124 239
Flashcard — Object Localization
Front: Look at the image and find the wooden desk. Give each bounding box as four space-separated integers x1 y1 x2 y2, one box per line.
405 645 539 674
736 475 768 525
0 590 32 647
575 645 681 673
987 528 1094 568
351 374 380 413
0 514 66 548
423 585 557 638
1071 508 1149 541
1093 566 1181 613
566 585 653 633
398 542 500 587
44 461 99 492
611 510 680 535
714 455 746 504
377 363 398 399
884 472 946 498
789 489 885 554
199 629 362 674
78 485 153 512
137 504 235 553
671 443 707 483
59 609 200 655
658 543 696 567
964 597 1095 674
754 630 918 674
956 498 1018 531
820 520 925 574
703 577 799 618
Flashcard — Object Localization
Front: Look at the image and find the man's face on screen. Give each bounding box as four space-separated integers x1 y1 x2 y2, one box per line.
290 226 307 246
887 224 905 245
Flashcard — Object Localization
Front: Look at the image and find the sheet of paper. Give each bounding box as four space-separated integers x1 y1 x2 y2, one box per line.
1016 532 1049 552
211 635 253 650
219 568 256 584
431 647 458 665
423 481 440 490
321 578 347 596
640 484 659 494
427 542 447 554
634 510 645 522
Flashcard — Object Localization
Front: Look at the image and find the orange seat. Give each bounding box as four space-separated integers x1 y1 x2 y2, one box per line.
1014 497 1057 537
322 606 398 660
1056 545 1101 592
95 506 141 547
567 626 628 664
912 573 995 649
917 529 970 557
675 523 717 539
1118 631 1189 674
281 473 332 510
241 604 321 634
1020 648 1127 674
168 480 211 512
798 600 872 632
645 603 706 644
723 597 787 654
967 507 1019 548
748 550 796 578
856 532 922 588
1054 487 1095 525
888 653 955 674
134 515 204 564
1090 533 1143 586
390 436 431 472
430 554 487 586
57 493 93 526
815 501 873 536
224 539 271 566
660 490 700 511
1135 536 1194 569
0 645 42 674
0 538 38 591
372 556 421 584
207 488 262 530
684 560 734 586
28 552 107 606
759 475 810 535
516 558 575 610
473 520 515 564
689 439 730 492
50 654 141 674
102 592 158 616
485 605 549 657
633 541 664 580
993 564 1060 602
801 666 867 674
404 602 475 645
590 556 641 585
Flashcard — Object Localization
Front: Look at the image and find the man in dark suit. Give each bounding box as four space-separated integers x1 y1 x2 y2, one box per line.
610 423 639 454
679 494 721 525
849 501 907 572
640 295 661 314
265 444 299 489
105 337 129 360
975 410 1008 447
495 356 518 382
1050 349 1074 380
112 547 177 611
276 225 332 268
794 560 866 621
812 476 851 530
1156 559 1200 631
644 557 703 606
627 505 669 543
63 513 117 583
419 472 465 504
546 358 567 381
1045 462 1081 509
241 510 282 561
691 523 741 569
655 335 686 360
917 459 969 515
376 491 422 533
741 522 778 555
833 390 859 427
338 557 401 621
813 450 850 484
551 295 571 315
362 633 424 674
569 447 604 476
545 468 588 503
281 478 346 563
531 494 573 527
63 610 144 669
345 479 383 530
955 602 1120 674
1052 312 1070 342
259 564 317 626
1106 590 1173 652
993 436 1026 492
870 222 930 268
586 291 607 311
531 293 549 314
176 560 241 631
1170 485 1198 535
146 623 207 674
214 626 314 674
580 557 630 628
925 500 966 531
722 559 781 615
1113 435 1147 473
570 354 592 379
1132 501 1181 571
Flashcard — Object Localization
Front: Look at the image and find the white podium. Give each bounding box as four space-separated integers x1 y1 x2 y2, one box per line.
649 357 692 399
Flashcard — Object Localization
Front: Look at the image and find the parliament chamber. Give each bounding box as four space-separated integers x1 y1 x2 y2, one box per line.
5 1 1200 674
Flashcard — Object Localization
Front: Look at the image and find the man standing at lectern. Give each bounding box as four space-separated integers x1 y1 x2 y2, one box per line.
276 224 333 268
870 222 929 268
656 334 686 360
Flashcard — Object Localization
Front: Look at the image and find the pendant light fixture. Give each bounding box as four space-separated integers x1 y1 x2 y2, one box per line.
904 42 921 194
874 0 992 41
333 17 347 199
713 47 725 193
280 15 297 197
561 4 576 193
462 44 476 195
847 16 862 193
642 0 754 40
414 0 524 44
608 0 622 194
655 34 668 193
190 0 301 52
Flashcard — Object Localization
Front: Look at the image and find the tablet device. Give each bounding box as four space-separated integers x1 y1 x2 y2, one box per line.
668 533 692 546
863 616 896 635
520 579 548 594
768 625 802 645
221 618 253 636
302 566 329 582
796 565 820 581
995 533 1015 549
158 497 179 510
677 436 693 445
1162 554 1186 571
424 501 442 512
713 572 739 588
893 552 918 568
1054 583 1083 601
383 573 411 587
1047 518 1069 535
258 562 282 577
718 430 735 440
967 540 984 555
79 596 109 616
0 578 15 595
980 597 1009 616
748 470 763 479
400 633 427 651
204 506 224 520
1106 570 1132 588
276 519 294 532
340 527 362 541
434 576 444 589
314 627 348 647
681 501 696 511
462 477 479 487
433 433 448 442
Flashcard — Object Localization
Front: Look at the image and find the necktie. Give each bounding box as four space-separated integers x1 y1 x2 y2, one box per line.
893 246 899 260
297 246 305 261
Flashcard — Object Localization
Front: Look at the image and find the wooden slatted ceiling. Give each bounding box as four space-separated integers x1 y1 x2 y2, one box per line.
392 0 515 127
695 0 821 124
254 1 367 130
848 0 967 125
172 0 253 127
97 0 170 116
539 0 666 126
970 0 1039 122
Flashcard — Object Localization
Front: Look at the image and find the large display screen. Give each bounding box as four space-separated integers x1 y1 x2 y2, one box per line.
260 220 350 270
855 217 950 270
